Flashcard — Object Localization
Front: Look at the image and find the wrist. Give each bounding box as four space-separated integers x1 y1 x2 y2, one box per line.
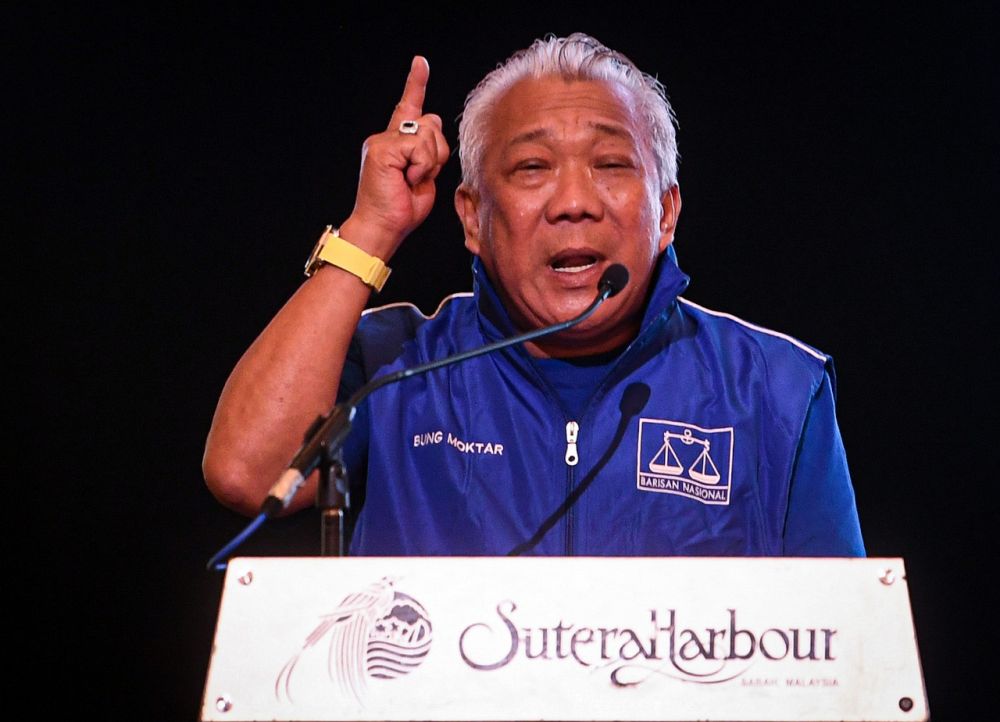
338 215 403 262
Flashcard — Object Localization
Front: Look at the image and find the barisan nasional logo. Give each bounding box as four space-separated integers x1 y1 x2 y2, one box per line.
275 577 432 706
637 418 734 504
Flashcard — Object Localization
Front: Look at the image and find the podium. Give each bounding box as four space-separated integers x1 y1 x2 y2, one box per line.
201 556 928 722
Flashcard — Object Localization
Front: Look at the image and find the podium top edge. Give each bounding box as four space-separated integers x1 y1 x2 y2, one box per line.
223 555 906 562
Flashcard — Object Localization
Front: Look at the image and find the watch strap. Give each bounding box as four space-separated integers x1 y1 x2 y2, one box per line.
306 226 391 292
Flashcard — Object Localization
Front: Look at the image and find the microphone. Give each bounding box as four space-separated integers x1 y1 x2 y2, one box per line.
261 263 630 518
599 262 629 298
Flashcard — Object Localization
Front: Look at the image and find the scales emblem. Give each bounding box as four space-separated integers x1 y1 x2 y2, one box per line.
649 427 721 484
637 418 734 504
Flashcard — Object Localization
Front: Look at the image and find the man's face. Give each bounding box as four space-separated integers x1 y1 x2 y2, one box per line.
455 76 680 357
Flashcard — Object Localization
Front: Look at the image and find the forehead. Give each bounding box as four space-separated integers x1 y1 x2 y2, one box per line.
486 76 643 153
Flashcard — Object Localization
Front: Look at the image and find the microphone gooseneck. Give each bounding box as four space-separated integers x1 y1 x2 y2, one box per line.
264 263 630 515
207 264 630 570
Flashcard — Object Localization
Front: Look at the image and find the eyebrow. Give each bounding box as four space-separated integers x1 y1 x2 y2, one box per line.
507 122 635 146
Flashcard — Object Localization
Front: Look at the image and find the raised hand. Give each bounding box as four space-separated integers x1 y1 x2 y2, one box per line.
343 56 451 259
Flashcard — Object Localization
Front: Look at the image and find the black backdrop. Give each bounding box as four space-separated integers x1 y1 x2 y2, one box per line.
15 4 994 720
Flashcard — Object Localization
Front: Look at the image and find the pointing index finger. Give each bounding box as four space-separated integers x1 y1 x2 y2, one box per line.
388 56 429 130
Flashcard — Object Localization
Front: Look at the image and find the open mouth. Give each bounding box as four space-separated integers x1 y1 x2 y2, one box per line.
550 252 599 274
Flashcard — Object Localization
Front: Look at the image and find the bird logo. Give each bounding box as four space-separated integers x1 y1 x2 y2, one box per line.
275 576 433 706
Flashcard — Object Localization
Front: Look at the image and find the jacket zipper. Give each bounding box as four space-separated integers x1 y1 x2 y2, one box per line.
565 420 579 554
564 421 580 466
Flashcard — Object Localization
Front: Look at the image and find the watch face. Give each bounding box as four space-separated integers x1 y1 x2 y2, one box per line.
304 227 332 276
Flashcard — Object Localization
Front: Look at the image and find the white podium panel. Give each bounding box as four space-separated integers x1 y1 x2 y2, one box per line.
201 556 927 722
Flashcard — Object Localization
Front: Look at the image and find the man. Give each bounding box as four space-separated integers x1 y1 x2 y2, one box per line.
203 33 865 557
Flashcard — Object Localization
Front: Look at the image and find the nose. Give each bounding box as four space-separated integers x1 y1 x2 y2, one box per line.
544 162 604 224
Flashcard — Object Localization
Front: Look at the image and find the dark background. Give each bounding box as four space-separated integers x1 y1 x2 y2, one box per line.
15 3 994 720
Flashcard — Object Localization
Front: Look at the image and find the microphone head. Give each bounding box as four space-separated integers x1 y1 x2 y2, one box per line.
598 264 629 298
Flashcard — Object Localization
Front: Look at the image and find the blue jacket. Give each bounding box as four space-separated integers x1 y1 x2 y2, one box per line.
340 254 865 557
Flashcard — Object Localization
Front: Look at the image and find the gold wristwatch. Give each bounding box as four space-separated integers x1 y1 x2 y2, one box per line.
303 225 391 292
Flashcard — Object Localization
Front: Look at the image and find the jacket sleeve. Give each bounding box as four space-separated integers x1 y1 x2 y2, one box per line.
782 370 866 556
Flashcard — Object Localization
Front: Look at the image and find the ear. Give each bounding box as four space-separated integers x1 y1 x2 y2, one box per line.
454 184 483 256
657 184 682 254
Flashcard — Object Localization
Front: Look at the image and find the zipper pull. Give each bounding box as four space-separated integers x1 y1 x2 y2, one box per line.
565 421 579 466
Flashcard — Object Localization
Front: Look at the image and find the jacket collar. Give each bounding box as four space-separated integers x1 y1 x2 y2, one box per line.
471 246 691 348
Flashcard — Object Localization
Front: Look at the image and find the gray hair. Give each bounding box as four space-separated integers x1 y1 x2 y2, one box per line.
458 33 679 193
